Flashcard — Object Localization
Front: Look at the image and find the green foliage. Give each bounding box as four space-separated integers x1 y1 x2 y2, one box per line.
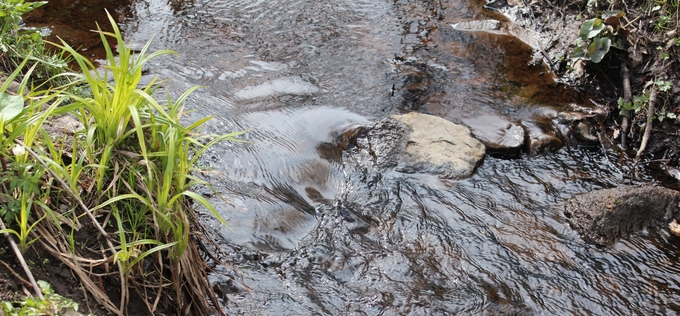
0 0 47 50
0 55 71 252
655 79 673 92
656 107 677 121
1 0 70 88
0 7 241 313
572 11 628 63
617 93 649 115
618 79 676 122
1 281 82 315
53 12 178 193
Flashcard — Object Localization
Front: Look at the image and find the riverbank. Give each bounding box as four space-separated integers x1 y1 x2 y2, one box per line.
0 3 238 315
492 0 680 177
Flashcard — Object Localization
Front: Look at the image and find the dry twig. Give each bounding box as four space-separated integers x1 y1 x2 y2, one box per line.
0 218 43 299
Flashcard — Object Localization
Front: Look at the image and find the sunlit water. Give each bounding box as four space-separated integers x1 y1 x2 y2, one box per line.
109 0 680 314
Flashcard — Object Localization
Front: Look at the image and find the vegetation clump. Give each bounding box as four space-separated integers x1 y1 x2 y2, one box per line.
0 1 239 315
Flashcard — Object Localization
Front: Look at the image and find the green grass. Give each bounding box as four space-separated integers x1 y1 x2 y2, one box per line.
0 6 240 315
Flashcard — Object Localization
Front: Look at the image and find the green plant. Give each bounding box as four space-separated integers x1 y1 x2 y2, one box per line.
655 79 673 92
618 93 650 115
0 55 71 252
47 11 243 313
1 280 82 315
0 0 69 87
52 14 177 194
0 0 46 54
656 107 677 121
572 10 629 63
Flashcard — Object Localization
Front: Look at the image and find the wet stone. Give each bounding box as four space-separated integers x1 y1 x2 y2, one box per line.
343 113 486 179
450 20 503 34
392 113 486 179
553 111 599 146
348 112 486 179
463 114 526 158
562 185 680 246
522 121 563 156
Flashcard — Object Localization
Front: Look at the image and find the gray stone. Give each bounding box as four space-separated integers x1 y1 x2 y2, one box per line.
462 114 525 158
553 111 600 146
391 112 486 179
562 185 680 246
0 74 26 96
450 20 503 34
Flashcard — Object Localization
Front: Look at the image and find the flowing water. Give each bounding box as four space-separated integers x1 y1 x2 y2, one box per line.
32 0 680 314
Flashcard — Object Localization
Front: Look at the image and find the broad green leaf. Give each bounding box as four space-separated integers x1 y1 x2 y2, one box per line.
588 37 611 63
580 18 605 40
0 92 23 122
572 46 588 60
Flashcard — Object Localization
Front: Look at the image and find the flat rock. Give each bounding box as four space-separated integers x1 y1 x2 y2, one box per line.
450 20 503 34
563 185 680 246
391 112 486 179
462 114 525 158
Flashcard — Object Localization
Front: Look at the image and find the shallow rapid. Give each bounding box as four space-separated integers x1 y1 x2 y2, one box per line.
115 0 680 314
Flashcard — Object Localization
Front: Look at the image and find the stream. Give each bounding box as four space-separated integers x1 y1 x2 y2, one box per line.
30 0 680 314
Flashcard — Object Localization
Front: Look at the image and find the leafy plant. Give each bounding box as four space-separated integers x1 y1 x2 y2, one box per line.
617 93 650 115
1 280 82 315
49 11 242 313
656 107 677 121
572 10 629 63
0 54 70 252
655 79 673 92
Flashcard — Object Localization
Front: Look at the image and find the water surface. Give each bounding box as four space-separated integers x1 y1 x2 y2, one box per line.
46 0 680 314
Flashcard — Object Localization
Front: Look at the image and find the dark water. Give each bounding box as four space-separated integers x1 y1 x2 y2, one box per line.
33 0 680 314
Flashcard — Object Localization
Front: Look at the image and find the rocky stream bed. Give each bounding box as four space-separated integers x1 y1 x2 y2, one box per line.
4 0 680 314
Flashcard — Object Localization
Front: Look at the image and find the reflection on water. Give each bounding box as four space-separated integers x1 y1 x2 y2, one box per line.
30 0 680 314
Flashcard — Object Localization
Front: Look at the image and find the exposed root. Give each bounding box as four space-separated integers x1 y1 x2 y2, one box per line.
0 260 33 291
620 62 632 149
636 85 658 161
0 218 43 300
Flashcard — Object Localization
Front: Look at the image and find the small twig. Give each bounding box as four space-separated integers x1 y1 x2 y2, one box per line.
14 139 126 315
0 259 32 291
0 218 43 299
636 86 658 161
621 62 632 149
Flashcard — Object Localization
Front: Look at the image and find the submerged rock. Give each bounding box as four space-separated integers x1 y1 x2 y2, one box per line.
522 120 563 156
462 114 525 158
347 112 486 179
562 185 680 246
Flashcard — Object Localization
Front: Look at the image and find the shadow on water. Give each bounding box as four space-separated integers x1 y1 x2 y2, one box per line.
27 0 680 314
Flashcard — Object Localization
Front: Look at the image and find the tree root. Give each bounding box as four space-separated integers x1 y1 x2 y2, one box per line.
636 86 658 161
621 62 632 149
0 234 41 300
